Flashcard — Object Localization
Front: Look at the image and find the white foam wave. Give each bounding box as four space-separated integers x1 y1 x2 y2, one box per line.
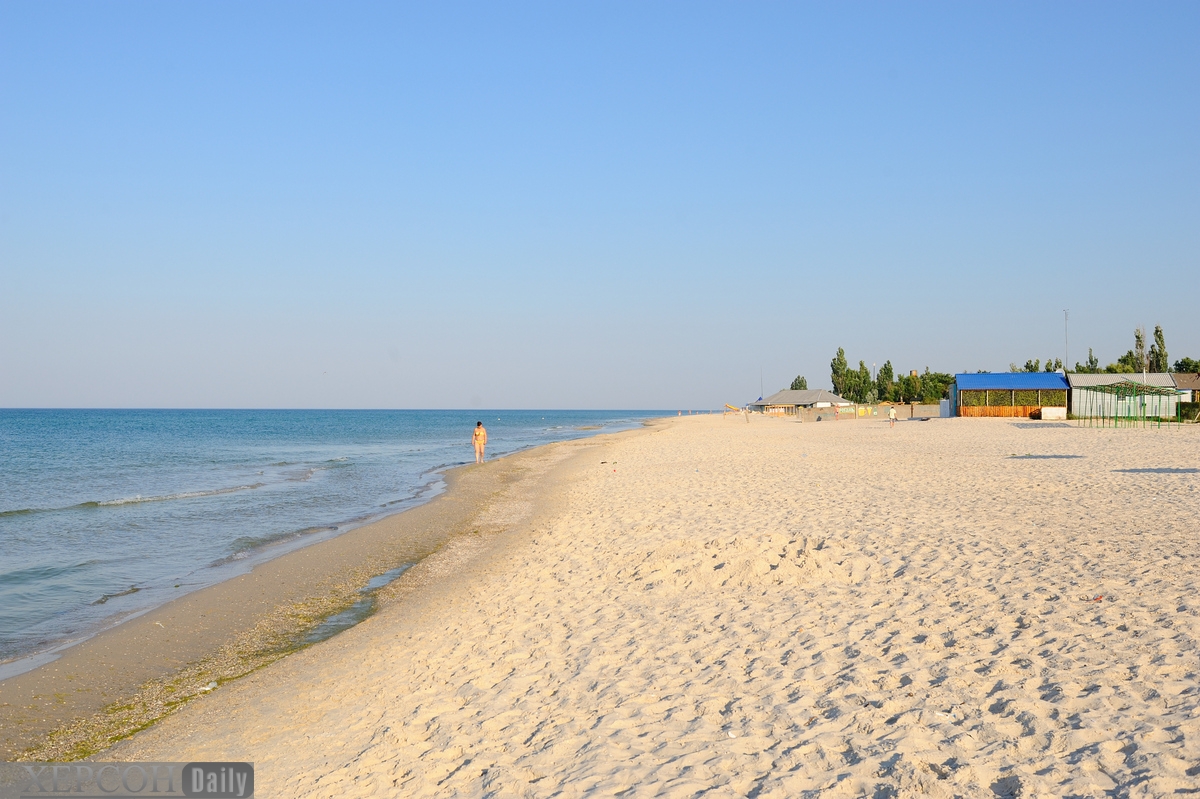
91 483 266 507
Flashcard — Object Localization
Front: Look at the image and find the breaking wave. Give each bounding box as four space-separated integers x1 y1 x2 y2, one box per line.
3 483 268 517
80 483 267 508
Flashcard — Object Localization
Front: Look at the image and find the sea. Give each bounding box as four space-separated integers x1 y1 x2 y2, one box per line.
0 409 663 673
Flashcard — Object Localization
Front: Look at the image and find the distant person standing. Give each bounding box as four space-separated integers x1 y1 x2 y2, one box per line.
472 421 488 463
888 406 896 428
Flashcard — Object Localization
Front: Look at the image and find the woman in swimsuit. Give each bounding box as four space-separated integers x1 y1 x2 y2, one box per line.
473 421 488 463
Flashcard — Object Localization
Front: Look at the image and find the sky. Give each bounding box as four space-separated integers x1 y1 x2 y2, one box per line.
2 2 1197 409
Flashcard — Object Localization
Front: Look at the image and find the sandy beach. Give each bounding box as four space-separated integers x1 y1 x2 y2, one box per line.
27 415 1200 795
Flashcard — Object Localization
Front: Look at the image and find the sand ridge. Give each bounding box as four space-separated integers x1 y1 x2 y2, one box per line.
113 416 1200 796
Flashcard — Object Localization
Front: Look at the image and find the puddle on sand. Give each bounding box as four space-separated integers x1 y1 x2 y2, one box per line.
304 564 413 645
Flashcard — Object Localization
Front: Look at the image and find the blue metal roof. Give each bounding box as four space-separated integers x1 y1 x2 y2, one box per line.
954 373 1069 390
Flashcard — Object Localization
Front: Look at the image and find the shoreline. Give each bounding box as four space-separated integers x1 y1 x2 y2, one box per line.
0 409 663 680
0 420 664 760
0 472 448 685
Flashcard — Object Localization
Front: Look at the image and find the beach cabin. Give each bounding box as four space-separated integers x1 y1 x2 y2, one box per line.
1067 373 1180 419
950 373 1069 418
1172 373 1200 402
749 389 852 416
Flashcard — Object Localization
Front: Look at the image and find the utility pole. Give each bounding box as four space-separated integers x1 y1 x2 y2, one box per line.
1063 309 1069 373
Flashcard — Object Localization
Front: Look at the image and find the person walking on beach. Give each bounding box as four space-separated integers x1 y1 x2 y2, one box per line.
888 406 896 428
473 421 488 463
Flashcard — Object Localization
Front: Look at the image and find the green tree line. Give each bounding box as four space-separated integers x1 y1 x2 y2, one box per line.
999 326 1197 375
827 348 953 404
782 326 1197 406
1069 326 1196 374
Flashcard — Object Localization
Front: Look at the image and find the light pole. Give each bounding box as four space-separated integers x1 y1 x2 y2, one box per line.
1063 309 1069 372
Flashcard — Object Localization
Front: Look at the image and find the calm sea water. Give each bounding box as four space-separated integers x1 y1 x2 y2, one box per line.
0 409 661 668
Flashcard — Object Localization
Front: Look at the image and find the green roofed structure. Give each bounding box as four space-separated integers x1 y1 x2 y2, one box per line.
1067 373 1181 427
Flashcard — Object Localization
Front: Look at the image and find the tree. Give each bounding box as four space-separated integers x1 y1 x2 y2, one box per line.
790 375 808 391
1011 357 1061 373
830 348 849 397
1074 348 1100 374
1108 353 1137 373
1173 357 1200 373
839 360 865 403
919 369 954 403
1109 328 1147 373
876 360 895 403
897 372 921 403
854 361 875 403
1148 325 1168 372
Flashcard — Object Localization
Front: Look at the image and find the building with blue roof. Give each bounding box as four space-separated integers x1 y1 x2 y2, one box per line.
950 373 1069 418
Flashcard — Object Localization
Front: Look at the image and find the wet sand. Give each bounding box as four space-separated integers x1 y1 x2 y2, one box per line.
17 415 1200 795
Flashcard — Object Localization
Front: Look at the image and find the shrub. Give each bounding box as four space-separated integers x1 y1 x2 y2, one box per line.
960 390 987 407
985 390 1012 407
1041 390 1066 406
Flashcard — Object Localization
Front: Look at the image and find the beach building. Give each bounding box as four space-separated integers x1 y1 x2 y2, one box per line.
1067 373 1180 419
1172 373 1200 402
950 373 1069 418
750 389 851 416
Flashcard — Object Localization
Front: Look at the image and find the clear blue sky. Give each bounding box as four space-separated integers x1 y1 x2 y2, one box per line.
2 3 1196 408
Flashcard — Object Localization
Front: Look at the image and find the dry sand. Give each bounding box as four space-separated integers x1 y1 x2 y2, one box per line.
110 415 1200 796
